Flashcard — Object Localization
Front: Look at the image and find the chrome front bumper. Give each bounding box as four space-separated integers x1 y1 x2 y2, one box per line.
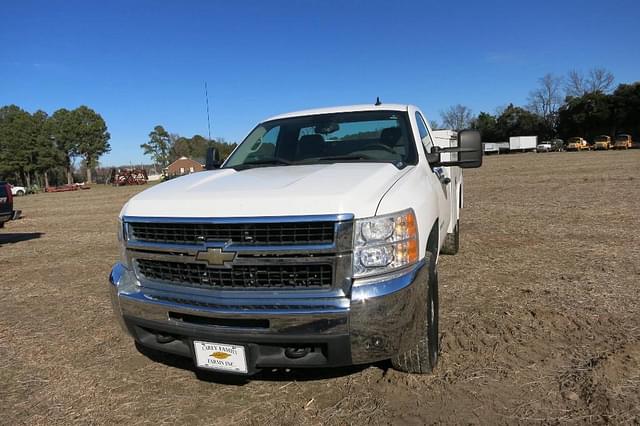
109 260 427 368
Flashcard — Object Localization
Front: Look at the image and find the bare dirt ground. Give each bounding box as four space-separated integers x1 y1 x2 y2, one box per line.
2 151 639 425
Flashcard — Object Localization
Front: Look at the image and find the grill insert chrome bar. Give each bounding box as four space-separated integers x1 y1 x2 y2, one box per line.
128 221 336 246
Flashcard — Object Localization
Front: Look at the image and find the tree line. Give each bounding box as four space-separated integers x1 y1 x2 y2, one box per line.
0 105 110 187
140 125 237 168
438 68 640 143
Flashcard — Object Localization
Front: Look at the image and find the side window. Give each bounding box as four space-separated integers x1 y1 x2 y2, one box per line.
415 112 434 154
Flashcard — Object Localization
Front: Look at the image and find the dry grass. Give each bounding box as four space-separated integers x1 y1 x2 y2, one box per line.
2 150 639 424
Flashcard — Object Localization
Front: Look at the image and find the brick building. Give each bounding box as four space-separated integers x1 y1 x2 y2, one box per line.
165 157 205 176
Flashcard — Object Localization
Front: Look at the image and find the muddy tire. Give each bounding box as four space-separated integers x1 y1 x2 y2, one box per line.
391 252 439 374
440 220 459 255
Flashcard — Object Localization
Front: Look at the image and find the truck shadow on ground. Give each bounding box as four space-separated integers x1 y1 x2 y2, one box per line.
0 232 43 246
135 342 379 385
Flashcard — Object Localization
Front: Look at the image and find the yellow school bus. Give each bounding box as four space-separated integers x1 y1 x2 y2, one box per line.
566 137 589 151
593 135 611 150
613 134 632 150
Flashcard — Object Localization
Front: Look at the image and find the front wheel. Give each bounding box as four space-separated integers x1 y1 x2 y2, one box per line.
17 190 25 196
391 252 439 373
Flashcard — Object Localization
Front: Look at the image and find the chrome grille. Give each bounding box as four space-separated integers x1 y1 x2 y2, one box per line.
124 215 353 294
136 258 333 290
129 221 335 245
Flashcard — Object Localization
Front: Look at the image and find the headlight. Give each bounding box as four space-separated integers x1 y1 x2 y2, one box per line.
353 209 418 278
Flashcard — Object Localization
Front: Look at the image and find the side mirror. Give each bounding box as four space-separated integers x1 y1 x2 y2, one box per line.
205 147 221 170
432 130 482 168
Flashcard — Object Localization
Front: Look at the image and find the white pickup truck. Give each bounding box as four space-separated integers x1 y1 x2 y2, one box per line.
109 103 482 375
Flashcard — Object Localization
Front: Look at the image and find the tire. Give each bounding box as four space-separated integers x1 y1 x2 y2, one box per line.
17 190 25 196
440 220 460 255
391 252 439 374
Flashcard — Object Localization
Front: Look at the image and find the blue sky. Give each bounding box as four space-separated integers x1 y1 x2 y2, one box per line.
1 0 639 166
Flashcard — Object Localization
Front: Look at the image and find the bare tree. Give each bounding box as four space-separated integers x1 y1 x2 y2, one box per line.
587 67 615 93
565 68 615 97
566 69 586 97
528 73 563 119
440 104 473 131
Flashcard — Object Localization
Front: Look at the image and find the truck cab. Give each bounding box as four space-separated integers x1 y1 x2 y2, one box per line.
614 134 632 150
594 135 612 150
109 104 482 375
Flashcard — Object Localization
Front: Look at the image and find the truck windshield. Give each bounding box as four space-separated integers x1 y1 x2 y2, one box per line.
224 111 417 170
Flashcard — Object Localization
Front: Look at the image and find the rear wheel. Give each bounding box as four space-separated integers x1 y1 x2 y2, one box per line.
17 190 25 196
391 252 439 373
440 220 460 255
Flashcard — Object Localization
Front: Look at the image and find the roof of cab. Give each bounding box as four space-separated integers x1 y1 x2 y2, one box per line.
264 104 412 122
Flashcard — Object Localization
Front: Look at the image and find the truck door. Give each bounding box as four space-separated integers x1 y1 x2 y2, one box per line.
415 113 451 243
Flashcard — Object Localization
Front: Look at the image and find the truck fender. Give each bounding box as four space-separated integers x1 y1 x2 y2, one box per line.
376 167 441 262
426 220 439 261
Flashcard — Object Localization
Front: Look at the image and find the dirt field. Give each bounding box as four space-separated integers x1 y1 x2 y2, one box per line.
2 151 639 425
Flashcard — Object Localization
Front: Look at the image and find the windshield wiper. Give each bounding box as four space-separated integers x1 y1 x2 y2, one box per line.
231 158 294 170
312 154 375 162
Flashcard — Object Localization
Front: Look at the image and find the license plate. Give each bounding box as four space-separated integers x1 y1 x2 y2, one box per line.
193 341 248 373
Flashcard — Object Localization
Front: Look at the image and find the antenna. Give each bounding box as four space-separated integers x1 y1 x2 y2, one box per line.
204 81 212 142
375 97 382 106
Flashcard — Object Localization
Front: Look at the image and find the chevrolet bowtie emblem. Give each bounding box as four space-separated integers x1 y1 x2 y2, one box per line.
195 248 237 267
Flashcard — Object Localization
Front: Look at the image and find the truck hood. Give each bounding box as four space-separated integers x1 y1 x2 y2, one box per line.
122 163 412 219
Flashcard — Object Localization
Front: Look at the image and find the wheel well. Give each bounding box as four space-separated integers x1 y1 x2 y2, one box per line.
426 219 439 258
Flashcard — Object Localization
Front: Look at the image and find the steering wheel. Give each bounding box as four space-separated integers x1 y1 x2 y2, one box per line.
360 143 396 154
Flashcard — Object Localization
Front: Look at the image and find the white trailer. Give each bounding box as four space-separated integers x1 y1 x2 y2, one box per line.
483 143 499 154
509 136 537 152
497 142 510 153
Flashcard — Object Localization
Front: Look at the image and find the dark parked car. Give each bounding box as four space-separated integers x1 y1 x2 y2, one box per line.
0 181 14 228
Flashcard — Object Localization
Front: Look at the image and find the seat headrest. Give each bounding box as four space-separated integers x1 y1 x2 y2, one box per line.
298 134 325 158
380 127 402 147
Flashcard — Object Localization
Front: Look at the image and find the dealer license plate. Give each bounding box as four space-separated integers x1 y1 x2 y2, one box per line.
193 341 248 373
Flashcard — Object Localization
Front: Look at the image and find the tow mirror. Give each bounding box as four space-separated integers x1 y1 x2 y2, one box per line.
431 130 482 169
205 147 221 170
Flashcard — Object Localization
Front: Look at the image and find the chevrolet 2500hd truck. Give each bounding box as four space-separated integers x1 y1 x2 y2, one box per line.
109 104 482 375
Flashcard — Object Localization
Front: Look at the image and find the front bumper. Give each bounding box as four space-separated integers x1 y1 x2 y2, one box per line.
109 260 427 373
